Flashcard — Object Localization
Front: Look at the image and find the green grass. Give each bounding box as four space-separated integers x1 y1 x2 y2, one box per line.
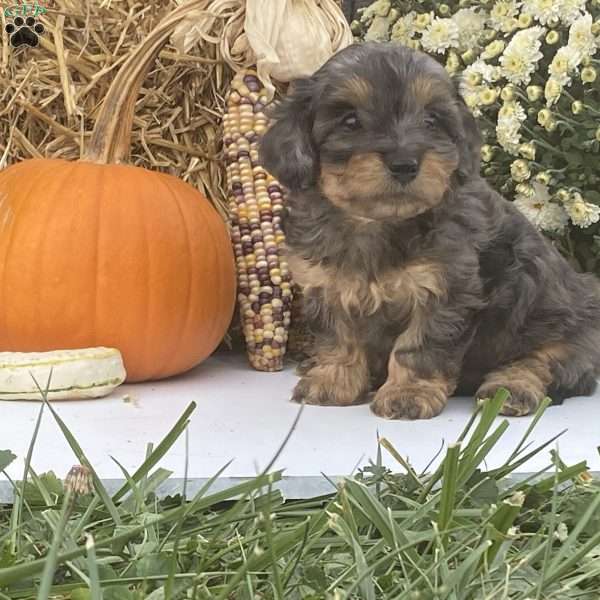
1 390 600 599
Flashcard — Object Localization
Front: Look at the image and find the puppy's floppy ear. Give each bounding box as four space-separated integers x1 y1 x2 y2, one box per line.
259 77 317 191
452 77 482 180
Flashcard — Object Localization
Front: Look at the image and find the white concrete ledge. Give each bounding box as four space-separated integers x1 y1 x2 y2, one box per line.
1 352 599 500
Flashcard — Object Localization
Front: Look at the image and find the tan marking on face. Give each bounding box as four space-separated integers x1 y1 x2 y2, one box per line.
406 150 458 211
410 76 448 105
331 76 373 108
320 153 390 215
320 150 457 221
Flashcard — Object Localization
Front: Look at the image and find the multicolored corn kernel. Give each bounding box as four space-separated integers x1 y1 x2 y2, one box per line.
223 71 293 372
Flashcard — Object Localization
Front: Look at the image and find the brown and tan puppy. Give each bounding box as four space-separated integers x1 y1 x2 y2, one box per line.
260 43 600 419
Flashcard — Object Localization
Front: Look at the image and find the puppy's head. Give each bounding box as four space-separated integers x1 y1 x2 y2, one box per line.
260 43 481 221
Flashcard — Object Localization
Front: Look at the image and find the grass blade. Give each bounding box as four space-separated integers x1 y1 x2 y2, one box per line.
112 401 196 502
36 490 73 600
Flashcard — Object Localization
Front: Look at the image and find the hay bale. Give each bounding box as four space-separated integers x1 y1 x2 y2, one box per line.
0 0 231 218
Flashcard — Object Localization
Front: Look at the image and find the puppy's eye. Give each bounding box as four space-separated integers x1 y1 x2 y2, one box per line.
342 112 361 131
424 113 439 129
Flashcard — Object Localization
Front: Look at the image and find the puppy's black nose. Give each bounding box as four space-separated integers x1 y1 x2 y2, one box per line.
388 159 419 184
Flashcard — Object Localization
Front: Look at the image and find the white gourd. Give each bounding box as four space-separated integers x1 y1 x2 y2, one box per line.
0 348 126 401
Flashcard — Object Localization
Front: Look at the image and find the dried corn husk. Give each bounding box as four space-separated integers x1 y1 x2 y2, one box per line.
245 0 353 97
172 0 353 99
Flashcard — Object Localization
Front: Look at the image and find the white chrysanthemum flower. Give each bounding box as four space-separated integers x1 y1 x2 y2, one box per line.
497 121 522 153
452 8 486 50
488 0 521 32
460 60 500 117
500 27 545 85
568 13 598 56
565 195 600 227
558 0 586 24
421 17 460 54
390 11 417 44
496 100 527 154
464 59 498 85
514 183 569 232
549 45 583 85
522 0 561 25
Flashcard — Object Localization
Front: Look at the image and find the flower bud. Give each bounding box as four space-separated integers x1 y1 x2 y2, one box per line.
516 183 535 197
582 67 597 83
465 71 482 86
519 142 536 160
545 30 560 44
572 100 584 114
65 465 93 496
545 78 562 103
461 49 476 64
481 145 495 162
446 51 461 74
537 108 552 126
511 159 531 182
479 87 499 105
518 13 533 27
527 85 543 102
535 171 552 185
500 85 515 101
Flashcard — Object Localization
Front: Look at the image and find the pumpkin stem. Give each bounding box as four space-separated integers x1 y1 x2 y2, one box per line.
83 0 211 164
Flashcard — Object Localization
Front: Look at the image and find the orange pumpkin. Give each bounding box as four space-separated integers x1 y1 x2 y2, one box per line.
0 1 235 382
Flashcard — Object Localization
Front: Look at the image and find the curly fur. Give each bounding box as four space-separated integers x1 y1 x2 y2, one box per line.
260 43 600 419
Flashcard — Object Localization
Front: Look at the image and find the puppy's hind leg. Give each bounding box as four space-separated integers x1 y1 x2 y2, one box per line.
476 341 598 416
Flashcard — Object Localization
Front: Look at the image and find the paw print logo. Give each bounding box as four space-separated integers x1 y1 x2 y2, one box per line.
5 15 45 48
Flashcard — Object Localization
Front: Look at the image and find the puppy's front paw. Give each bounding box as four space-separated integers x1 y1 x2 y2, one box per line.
291 376 335 406
476 383 540 416
371 383 447 420
291 366 368 406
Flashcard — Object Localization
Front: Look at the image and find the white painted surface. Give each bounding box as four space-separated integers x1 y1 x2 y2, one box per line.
1 351 599 499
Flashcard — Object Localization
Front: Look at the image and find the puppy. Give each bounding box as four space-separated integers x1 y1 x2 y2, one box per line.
260 43 600 419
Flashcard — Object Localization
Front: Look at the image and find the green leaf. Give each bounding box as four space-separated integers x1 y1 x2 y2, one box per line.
22 471 63 505
303 565 328 592
468 477 500 507
103 586 133 600
134 553 171 578
0 450 16 472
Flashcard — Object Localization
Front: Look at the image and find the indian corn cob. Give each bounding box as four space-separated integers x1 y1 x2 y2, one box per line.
223 71 293 372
